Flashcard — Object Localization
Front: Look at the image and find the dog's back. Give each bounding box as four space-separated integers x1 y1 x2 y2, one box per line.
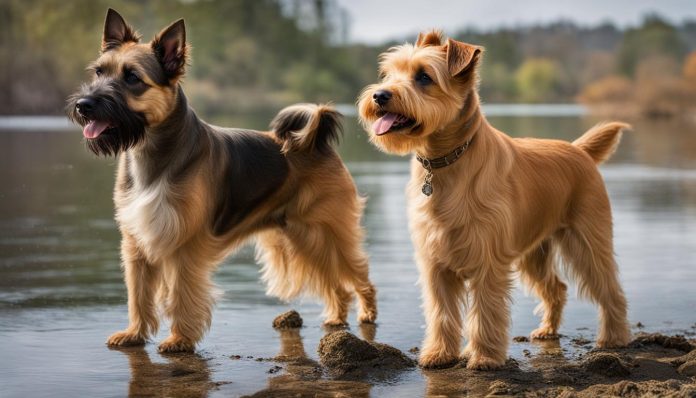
209 104 345 236
203 104 345 236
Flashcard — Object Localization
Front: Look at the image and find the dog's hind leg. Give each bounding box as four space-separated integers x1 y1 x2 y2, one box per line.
321 216 377 325
258 227 351 325
518 239 567 339
556 200 630 348
258 218 376 327
107 233 161 347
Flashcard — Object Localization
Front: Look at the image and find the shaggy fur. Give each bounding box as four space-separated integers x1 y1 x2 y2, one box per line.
68 9 376 353
358 30 630 369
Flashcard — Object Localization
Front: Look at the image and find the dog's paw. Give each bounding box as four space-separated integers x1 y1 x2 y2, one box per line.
596 336 630 349
531 326 560 340
158 335 195 353
461 343 473 359
357 309 377 324
106 330 146 347
418 351 458 369
323 318 349 328
466 354 505 370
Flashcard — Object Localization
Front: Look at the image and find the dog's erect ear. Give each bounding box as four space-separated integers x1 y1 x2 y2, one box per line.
152 19 188 80
416 30 443 47
445 38 483 77
102 8 140 52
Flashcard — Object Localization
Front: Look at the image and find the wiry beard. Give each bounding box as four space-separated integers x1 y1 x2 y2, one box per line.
66 82 147 156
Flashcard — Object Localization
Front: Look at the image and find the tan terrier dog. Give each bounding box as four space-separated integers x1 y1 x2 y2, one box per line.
67 9 377 352
358 31 630 369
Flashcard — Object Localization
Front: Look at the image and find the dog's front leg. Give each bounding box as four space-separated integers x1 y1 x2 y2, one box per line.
107 233 161 347
464 265 511 370
419 264 465 368
158 249 216 353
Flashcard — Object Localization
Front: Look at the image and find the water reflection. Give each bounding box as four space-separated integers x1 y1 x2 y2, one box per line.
112 347 216 397
247 328 372 398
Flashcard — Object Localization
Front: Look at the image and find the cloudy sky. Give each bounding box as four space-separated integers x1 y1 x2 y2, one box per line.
335 0 696 43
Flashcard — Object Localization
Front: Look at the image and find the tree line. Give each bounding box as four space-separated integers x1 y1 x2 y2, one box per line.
1 0 694 117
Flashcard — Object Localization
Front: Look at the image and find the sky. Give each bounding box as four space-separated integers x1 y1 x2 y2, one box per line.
335 0 696 44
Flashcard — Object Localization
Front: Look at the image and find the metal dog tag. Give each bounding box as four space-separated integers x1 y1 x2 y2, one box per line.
422 181 433 196
422 170 433 196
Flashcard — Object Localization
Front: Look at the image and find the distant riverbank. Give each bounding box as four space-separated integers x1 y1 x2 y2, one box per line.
0 104 590 132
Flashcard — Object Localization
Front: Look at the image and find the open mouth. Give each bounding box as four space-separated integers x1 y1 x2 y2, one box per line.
372 112 416 136
82 120 114 139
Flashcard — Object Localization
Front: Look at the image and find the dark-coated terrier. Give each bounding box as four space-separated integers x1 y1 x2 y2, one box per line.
67 9 377 352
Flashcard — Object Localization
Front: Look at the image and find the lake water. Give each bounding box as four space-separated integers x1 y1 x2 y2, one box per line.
1 109 695 397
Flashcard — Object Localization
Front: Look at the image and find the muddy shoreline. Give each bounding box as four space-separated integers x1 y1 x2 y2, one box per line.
249 331 696 397
113 311 696 397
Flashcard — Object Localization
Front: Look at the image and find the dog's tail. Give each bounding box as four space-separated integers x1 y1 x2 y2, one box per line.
270 103 342 155
572 122 630 164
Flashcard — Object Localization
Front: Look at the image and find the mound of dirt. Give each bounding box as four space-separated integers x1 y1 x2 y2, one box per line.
584 379 696 398
671 349 696 366
581 352 631 377
629 333 694 352
678 361 696 376
317 330 415 377
272 310 303 329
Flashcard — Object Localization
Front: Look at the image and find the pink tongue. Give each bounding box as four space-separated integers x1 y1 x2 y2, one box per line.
372 113 399 135
83 120 110 139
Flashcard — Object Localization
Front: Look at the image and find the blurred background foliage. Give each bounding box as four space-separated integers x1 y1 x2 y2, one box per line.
1 0 695 118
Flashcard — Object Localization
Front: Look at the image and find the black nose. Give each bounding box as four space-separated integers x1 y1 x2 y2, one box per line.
75 97 96 117
373 90 392 106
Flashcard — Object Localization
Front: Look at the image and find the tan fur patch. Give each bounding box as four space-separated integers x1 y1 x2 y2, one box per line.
126 84 176 126
91 43 178 126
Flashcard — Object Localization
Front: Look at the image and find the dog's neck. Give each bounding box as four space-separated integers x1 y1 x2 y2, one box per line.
129 85 206 185
421 91 485 159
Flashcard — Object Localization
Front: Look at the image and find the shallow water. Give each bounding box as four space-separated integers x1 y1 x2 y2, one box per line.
1 112 695 397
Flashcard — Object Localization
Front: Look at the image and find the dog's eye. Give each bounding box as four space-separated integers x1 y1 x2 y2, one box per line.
95 67 103 77
415 71 433 86
124 71 141 85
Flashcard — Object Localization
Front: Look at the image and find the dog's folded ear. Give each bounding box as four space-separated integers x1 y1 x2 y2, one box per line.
102 8 140 52
152 19 188 81
445 38 483 77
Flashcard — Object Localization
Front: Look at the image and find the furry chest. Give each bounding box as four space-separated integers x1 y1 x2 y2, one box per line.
408 183 513 269
116 179 184 260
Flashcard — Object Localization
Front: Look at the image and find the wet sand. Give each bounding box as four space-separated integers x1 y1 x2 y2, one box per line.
111 310 696 398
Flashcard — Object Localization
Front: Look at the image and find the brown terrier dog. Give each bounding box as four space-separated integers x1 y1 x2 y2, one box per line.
358 31 630 369
67 9 377 352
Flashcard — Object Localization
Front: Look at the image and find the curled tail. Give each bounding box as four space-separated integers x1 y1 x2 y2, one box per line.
270 103 342 155
572 122 630 164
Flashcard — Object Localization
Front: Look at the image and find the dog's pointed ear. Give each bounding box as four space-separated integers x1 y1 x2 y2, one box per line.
415 30 443 47
102 8 140 52
152 19 188 80
445 38 483 77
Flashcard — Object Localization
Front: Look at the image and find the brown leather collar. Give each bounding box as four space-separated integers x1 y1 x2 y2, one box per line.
415 138 472 170
415 135 475 196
